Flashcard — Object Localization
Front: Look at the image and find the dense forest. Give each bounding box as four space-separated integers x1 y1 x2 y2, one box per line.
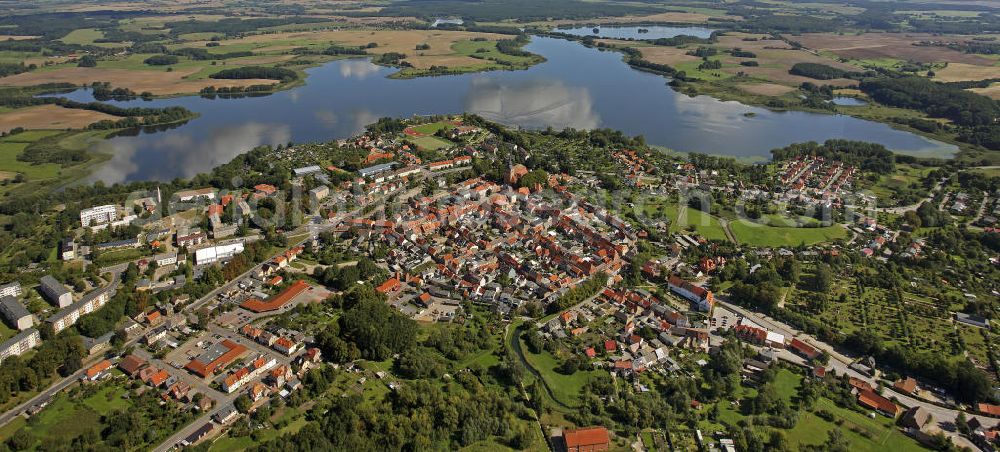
788 62 863 80
860 77 999 128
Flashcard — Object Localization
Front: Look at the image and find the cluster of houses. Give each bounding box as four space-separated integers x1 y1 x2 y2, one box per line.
352 170 635 318
240 324 305 356
540 287 719 378
777 155 856 204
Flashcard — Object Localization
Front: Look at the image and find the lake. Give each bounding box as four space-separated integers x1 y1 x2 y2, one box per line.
555 25 714 40
59 34 956 184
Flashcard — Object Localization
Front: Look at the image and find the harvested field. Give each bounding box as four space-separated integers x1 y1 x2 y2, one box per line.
0 36 38 41
738 83 795 96
0 66 273 95
184 29 517 70
0 105 120 133
971 82 1000 100
796 33 996 65
714 34 862 86
933 62 1000 82
639 46 700 66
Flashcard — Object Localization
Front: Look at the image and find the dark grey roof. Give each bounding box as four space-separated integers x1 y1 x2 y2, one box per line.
39 275 69 297
0 296 30 322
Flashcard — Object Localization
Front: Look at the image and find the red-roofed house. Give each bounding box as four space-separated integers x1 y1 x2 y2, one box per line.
789 338 820 360
979 403 1000 417
563 426 610 452
376 277 401 294
85 359 112 381
858 389 899 417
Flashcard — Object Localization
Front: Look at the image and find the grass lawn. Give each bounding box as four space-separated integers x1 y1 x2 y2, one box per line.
662 204 729 242
730 220 847 247
773 369 801 404
0 322 16 343
0 136 63 181
518 336 603 409
410 135 455 150
788 399 924 452
452 40 542 66
410 120 457 135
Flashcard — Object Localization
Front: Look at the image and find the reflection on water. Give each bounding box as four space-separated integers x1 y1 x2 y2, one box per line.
59 36 956 184
87 123 291 183
466 78 600 129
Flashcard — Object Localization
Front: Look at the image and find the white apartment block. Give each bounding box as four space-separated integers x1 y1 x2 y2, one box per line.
0 328 40 363
80 205 118 227
0 282 21 299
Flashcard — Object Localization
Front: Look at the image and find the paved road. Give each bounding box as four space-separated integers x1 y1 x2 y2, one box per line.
0 270 125 428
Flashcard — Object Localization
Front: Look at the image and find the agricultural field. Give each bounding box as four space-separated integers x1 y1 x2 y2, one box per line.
0 105 120 133
0 28 542 96
795 33 994 66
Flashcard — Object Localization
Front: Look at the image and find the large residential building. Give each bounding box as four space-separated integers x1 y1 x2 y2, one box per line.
153 252 178 267
309 186 329 202
221 355 277 393
0 328 41 363
176 230 208 247
46 284 114 333
80 205 117 227
0 281 21 299
38 275 72 308
0 296 33 330
667 275 714 312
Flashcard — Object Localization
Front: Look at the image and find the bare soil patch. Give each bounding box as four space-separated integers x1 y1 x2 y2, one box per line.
0 105 120 132
639 46 700 66
738 83 795 96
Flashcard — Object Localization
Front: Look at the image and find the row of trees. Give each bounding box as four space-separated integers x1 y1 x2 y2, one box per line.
209 66 298 82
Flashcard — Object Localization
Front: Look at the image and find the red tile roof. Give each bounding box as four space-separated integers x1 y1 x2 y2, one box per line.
185 340 248 377
240 280 309 313
979 403 1000 416
858 389 899 416
86 359 112 379
564 426 610 449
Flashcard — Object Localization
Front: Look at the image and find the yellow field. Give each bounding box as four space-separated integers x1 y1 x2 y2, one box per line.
738 83 796 96
181 29 520 70
971 82 1000 100
0 105 120 133
933 62 1000 82
0 66 275 95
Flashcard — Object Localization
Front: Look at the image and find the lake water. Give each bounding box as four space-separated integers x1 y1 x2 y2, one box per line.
555 25 714 40
58 34 956 184
831 96 868 106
